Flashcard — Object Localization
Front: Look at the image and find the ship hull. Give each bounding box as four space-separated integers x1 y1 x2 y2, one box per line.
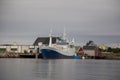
41 48 81 59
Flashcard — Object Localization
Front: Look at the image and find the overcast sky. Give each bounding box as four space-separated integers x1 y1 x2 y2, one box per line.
0 0 120 45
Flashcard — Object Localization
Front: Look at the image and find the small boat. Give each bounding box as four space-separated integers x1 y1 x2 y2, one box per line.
41 29 82 59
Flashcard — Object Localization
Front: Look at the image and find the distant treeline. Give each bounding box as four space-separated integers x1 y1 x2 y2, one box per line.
100 47 120 53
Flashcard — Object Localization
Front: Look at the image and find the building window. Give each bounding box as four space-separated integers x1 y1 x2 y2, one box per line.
30 50 33 53
0 48 6 53
11 48 17 51
24 50 28 53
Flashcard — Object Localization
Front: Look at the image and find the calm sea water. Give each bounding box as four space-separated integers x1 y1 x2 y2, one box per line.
0 59 120 80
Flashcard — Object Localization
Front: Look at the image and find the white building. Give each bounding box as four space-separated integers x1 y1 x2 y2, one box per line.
0 45 38 53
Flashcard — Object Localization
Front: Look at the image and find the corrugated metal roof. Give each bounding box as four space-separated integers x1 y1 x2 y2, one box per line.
33 37 61 46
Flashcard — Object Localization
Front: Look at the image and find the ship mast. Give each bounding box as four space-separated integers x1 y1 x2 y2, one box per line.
49 29 52 47
63 28 67 41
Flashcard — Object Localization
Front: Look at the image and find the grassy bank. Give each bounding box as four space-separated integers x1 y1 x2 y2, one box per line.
102 52 120 60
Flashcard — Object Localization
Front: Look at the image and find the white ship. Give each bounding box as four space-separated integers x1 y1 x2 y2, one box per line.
41 30 82 59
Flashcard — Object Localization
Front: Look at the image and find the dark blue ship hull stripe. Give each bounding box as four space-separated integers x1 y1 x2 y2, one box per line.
41 49 82 59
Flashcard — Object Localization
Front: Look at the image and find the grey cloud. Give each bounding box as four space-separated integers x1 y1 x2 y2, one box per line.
0 0 120 45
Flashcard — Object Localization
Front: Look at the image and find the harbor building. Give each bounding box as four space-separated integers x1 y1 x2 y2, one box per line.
98 44 108 51
83 41 102 59
0 44 38 53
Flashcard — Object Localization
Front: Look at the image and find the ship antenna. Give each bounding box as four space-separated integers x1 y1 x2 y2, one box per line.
49 29 52 47
71 38 75 45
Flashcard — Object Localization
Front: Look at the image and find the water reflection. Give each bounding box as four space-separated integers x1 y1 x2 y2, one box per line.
0 59 120 80
33 59 120 80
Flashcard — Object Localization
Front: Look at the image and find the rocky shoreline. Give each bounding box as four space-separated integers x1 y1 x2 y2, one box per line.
0 53 33 58
0 52 43 58
0 52 19 58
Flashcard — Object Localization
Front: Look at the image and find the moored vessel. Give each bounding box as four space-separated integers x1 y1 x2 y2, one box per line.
41 29 82 59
